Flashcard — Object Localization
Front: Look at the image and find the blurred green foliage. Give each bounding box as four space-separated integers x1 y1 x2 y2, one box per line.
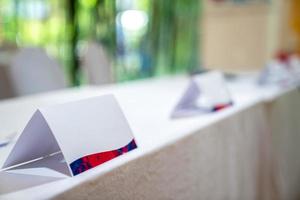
115 0 201 81
0 0 201 85
146 0 200 76
0 0 116 86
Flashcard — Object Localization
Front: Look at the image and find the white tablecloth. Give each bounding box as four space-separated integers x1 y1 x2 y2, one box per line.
266 89 300 200
0 75 298 199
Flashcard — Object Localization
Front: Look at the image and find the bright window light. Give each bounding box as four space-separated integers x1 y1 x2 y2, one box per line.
119 10 148 31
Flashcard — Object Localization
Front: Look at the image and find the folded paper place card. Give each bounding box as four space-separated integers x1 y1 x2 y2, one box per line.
171 71 233 118
258 60 294 86
258 55 300 87
2 95 137 176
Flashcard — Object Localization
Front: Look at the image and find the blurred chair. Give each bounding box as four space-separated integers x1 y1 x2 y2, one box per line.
81 42 113 85
9 47 66 96
0 43 18 99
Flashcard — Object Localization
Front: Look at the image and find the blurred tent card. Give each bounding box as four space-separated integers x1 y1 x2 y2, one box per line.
2 95 137 176
258 54 300 87
258 60 295 87
171 71 233 118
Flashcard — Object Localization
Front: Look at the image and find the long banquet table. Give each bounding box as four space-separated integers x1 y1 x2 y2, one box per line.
0 74 299 200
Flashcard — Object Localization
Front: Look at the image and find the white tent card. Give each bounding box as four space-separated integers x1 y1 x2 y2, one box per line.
2 95 137 176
